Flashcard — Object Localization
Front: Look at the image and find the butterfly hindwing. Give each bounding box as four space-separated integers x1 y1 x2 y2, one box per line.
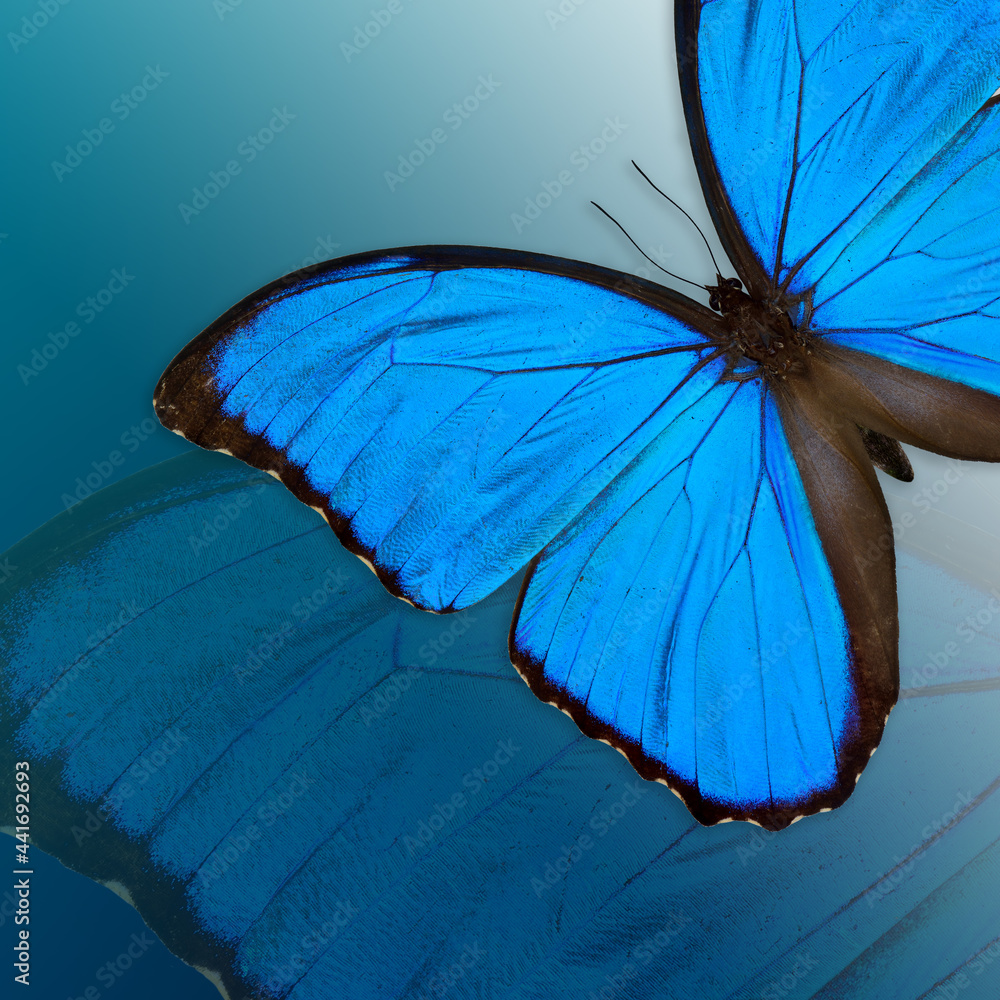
811 98 1000 460
513 372 896 827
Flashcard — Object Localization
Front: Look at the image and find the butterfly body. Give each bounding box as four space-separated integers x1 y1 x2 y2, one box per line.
156 0 1000 829
709 276 809 378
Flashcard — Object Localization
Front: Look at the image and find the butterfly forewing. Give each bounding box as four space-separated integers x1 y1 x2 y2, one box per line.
155 249 720 612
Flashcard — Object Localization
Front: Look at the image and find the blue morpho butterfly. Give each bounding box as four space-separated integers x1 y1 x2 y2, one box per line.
154 0 1000 830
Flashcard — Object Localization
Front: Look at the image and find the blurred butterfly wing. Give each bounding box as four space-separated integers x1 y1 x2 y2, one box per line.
679 0 1000 460
155 247 723 612
6 455 1000 998
513 372 897 828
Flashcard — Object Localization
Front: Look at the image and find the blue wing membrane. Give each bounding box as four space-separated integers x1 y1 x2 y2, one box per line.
513 377 889 825
816 100 1000 399
155 248 724 613
154 0 1000 827
679 0 1000 300
679 0 1000 454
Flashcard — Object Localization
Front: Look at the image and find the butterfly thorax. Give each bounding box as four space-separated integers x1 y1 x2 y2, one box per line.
708 276 808 379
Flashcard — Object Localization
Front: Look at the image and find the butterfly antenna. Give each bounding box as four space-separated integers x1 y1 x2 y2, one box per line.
590 201 706 291
631 160 722 276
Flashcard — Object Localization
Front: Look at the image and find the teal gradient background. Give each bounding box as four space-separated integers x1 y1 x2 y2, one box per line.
4 2 1000 998
2 5 710 996
1 0 715 555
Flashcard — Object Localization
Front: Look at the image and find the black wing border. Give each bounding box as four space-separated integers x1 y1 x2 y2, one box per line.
675 0 774 299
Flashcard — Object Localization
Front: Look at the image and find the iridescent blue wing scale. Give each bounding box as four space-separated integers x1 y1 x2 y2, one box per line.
678 0 1000 301
655 0 1000 822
